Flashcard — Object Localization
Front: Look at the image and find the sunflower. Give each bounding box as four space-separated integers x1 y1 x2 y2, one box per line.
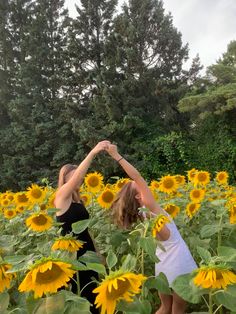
150 180 160 190
174 175 186 186
229 204 236 224
93 271 146 314
152 214 170 237
47 192 56 208
14 192 29 206
18 258 76 298
97 189 116 209
4 208 17 219
26 212 53 232
16 205 26 214
26 184 46 204
189 188 205 203
164 204 180 218
0 263 15 292
216 171 229 185
80 192 92 207
185 202 200 219
115 178 131 191
193 171 210 187
187 168 197 182
1 198 10 207
84 172 104 193
52 237 84 252
159 175 178 194
150 187 159 201
193 265 236 289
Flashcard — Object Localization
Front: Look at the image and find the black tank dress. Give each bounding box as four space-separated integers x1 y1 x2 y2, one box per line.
56 202 99 314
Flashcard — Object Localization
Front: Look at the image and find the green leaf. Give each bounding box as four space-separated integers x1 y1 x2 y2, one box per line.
200 224 221 238
79 251 102 264
121 254 137 272
106 250 117 270
218 246 236 262
214 289 236 311
145 273 171 295
72 219 90 234
171 273 204 303
86 262 106 275
196 246 211 263
0 292 9 313
139 237 159 263
117 298 152 314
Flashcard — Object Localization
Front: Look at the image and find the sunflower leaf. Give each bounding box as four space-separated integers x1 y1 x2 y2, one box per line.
0 292 9 313
196 246 212 263
106 250 117 270
72 219 90 234
86 262 106 275
171 273 204 303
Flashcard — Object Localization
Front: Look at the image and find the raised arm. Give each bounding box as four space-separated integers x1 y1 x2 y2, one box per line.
105 144 159 212
55 140 110 208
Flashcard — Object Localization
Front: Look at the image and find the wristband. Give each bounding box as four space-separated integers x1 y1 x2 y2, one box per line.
117 157 124 162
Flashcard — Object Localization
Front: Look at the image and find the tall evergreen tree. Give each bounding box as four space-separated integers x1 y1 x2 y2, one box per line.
0 0 71 190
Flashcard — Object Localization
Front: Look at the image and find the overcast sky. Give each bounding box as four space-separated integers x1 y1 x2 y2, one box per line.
64 0 236 71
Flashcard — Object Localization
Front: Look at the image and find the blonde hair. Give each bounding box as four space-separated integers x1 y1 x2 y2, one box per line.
57 164 80 202
111 181 143 229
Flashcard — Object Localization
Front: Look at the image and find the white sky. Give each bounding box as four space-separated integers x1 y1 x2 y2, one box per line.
64 0 236 71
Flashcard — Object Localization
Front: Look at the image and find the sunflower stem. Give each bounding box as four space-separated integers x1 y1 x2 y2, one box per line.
208 291 213 314
217 215 223 252
76 271 80 296
213 304 222 314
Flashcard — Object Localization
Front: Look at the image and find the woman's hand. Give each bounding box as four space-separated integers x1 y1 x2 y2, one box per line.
106 143 121 160
91 140 111 155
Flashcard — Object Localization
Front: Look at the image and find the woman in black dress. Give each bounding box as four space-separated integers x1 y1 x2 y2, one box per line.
55 140 110 314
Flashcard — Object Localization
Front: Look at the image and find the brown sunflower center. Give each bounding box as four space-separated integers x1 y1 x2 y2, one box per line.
32 214 48 226
31 188 43 199
88 177 99 187
192 190 201 198
102 191 114 203
163 179 174 189
189 204 197 212
35 263 64 284
107 278 130 299
18 194 28 203
7 210 14 216
198 173 207 182
218 174 226 180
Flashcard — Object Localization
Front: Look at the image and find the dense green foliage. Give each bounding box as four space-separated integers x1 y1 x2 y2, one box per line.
0 0 235 191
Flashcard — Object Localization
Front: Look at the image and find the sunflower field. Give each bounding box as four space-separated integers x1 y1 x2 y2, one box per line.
0 170 236 314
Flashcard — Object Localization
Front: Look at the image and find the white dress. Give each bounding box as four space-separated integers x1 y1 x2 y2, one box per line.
155 219 197 285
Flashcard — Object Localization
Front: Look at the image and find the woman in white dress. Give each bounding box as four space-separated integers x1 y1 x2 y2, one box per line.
106 143 197 314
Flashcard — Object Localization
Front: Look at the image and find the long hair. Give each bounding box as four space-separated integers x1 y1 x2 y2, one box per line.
111 181 143 229
57 164 80 202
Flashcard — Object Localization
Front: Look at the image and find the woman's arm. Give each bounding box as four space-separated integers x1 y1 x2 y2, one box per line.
55 140 110 207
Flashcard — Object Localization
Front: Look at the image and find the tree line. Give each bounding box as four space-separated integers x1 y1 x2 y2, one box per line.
0 0 235 190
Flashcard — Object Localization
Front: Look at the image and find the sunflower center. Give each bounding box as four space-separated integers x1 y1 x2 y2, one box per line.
35 263 64 284
102 191 114 203
192 190 201 198
88 177 99 187
32 214 48 226
198 173 207 182
107 278 130 299
218 174 225 180
189 204 197 212
7 210 14 216
163 179 174 189
31 188 43 199
166 205 176 214
18 194 28 203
